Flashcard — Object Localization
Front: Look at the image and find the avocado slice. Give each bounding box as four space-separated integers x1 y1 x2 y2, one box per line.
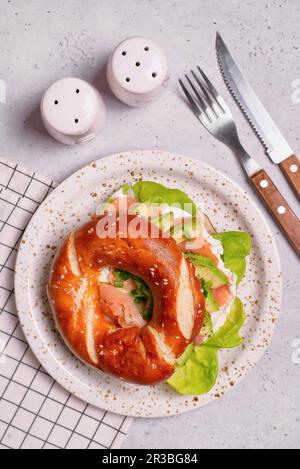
195 265 228 289
168 222 184 243
184 252 215 268
152 212 175 233
182 220 200 240
168 219 200 243
205 289 219 313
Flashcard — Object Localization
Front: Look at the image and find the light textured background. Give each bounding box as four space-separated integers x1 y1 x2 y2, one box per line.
0 0 299 449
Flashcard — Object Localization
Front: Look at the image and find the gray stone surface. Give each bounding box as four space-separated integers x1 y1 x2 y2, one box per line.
0 0 299 449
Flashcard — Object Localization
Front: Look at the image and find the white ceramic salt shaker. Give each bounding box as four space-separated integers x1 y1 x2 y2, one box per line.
40 77 106 145
107 37 169 107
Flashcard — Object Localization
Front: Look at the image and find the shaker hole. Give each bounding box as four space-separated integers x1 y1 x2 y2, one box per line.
152 72 157 78
125 77 130 82
75 118 79 123
135 62 141 67
54 100 58 105
76 89 80 94
122 51 127 56
144 46 149 51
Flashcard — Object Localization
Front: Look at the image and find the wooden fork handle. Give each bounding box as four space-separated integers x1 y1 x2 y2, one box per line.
279 155 300 199
250 169 300 256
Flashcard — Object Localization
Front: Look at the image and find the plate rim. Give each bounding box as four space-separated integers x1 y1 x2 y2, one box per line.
14 149 282 418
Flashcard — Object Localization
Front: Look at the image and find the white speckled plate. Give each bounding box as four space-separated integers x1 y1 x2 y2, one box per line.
15 151 282 418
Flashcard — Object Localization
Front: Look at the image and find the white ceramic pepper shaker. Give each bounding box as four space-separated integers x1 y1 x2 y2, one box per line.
40 77 106 145
107 37 169 107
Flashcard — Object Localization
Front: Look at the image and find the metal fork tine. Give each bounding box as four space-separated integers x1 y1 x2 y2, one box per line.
185 74 208 114
178 79 201 117
191 70 215 110
197 65 225 113
197 65 219 98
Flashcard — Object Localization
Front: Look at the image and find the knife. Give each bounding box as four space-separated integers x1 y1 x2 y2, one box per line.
216 32 300 199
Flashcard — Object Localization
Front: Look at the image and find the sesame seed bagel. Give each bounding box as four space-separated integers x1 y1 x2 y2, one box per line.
47 214 205 385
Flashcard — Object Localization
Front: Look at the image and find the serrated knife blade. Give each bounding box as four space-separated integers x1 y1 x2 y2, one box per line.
216 32 300 199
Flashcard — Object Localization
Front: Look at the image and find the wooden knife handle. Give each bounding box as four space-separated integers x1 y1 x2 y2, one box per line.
279 155 300 199
250 169 300 255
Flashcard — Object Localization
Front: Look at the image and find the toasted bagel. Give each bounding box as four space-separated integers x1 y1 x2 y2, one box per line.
47 215 205 384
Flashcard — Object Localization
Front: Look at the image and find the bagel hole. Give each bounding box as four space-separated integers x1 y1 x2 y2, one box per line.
109 268 153 323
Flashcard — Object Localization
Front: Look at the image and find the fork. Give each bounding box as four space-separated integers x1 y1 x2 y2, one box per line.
179 66 300 255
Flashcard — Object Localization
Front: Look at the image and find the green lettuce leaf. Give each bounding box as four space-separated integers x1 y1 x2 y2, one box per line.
205 297 245 349
132 181 197 216
167 298 245 395
211 232 252 285
176 343 194 366
200 310 214 339
121 184 131 195
168 345 219 395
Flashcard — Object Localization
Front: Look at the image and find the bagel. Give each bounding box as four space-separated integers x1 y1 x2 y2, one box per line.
47 214 205 385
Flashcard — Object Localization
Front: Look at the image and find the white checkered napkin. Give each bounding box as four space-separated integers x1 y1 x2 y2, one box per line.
0 157 131 449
